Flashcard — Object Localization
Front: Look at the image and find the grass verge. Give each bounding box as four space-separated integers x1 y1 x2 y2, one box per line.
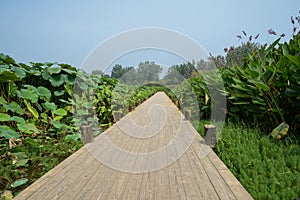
195 121 300 200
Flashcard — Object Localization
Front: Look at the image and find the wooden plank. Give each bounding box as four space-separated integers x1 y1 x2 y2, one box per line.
167 113 199 199
13 148 87 200
138 95 171 199
186 144 220 200
218 169 253 200
56 130 128 200
119 110 158 199
78 127 136 200
165 116 187 199
154 119 171 200
184 124 220 200
106 135 143 199
20 148 91 200
42 155 100 200
207 148 253 200
134 126 158 199
201 154 236 200
175 139 202 199
129 107 158 199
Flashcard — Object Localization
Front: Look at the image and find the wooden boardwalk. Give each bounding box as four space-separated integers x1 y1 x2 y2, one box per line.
15 92 253 200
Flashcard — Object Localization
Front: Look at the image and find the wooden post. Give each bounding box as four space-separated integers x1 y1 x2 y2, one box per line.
184 110 191 121
204 124 217 147
81 124 93 144
113 111 121 121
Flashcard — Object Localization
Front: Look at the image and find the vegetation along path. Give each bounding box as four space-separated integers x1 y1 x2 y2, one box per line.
15 92 253 200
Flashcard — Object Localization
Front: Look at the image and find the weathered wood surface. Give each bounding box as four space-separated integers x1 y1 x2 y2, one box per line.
15 92 253 200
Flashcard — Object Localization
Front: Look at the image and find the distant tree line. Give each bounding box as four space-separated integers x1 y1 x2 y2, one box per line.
91 35 260 85
107 60 219 85
110 61 162 84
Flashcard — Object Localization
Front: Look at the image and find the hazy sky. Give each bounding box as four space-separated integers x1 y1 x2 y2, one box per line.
0 0 299 71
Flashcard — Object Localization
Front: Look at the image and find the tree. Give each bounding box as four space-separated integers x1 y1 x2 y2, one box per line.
111 64 124 78
120 66 136 83
111 64 137 82
92 69 103 76
225 41 260 67
210 31 261 68
162 62 196 84
136 61 162 83
162 67 184 85
195 59 217 71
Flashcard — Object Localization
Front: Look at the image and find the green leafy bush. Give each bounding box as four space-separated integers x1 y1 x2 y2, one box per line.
220 32 300 136
189 32 300 137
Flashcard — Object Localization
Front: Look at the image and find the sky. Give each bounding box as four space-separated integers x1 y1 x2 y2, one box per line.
0 0 299 73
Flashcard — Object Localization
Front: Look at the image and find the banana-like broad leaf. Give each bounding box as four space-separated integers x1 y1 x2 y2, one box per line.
40 113 48 123
285 86 300 97
248 79 270 91
61 66 77 75
24 100 39 119
53 115 63 121
42 70 51 80
0 96 7 105
65 74 76 84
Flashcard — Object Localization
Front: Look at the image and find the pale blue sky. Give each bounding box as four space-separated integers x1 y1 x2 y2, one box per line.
0 0 299 71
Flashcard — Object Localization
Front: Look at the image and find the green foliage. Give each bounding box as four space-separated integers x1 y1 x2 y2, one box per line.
129 84 178 109
187 32 300 137
136 61 162 83
10 152 28 167
0 54 118 196
0 113 10 122
0 126 19 139
0 136 83 196
220 32 300 136
111 64 134 79
111 61 162 83
211 41 260 68
111 82 179 117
